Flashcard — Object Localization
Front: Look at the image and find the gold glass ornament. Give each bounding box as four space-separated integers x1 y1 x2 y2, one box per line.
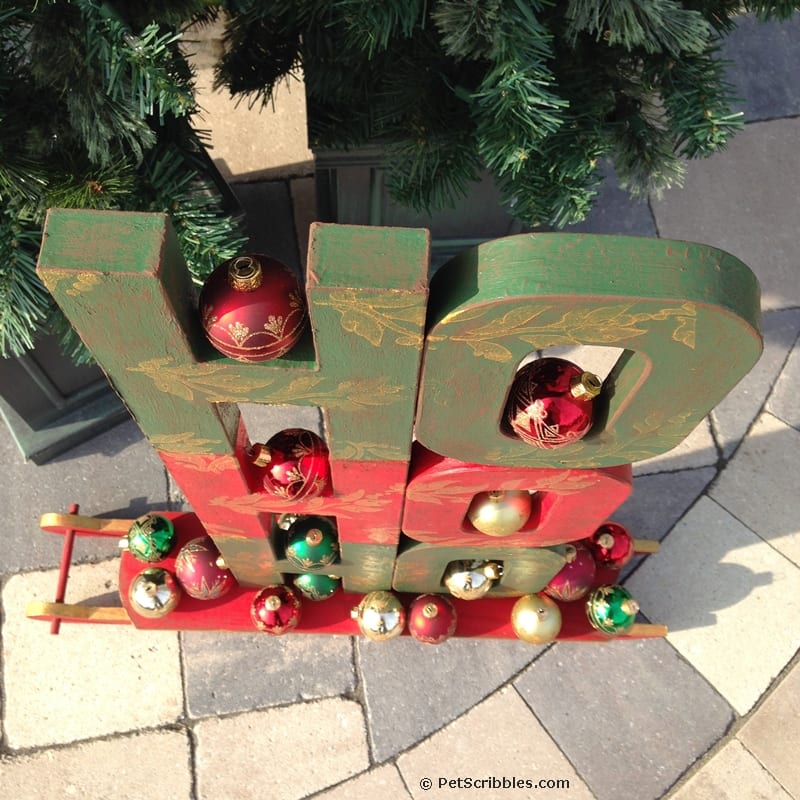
351 590 406 641
466 490 533 536
128 568 181 619
511 593 562 644
443 560 503 600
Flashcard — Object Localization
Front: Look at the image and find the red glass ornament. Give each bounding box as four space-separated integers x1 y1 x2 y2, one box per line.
250 585 302 634
199 253 307 362
174 535 236 600
252 428 331 500
585 522 635 570
505 357 601 449
408 594 458 644
543 543 597 602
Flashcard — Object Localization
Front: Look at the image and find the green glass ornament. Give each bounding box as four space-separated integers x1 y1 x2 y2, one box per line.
122 514 176 563
285 516 339 570
293 573 340 601
586 584 640 635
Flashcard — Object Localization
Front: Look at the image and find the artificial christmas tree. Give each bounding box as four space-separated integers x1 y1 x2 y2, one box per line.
0 0 245 363
212 1 799 231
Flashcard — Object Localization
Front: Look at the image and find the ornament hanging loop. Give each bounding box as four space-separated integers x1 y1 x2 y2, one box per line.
228 256 263 292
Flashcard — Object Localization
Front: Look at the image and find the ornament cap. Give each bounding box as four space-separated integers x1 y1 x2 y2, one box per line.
265 595 282 611
306 528 324 547
422 602 439 619
228 256 263 292
570 371 602 400
564 544 577 563
215 555 228 570
487 490 505 501
621 598 639 615
250 443 272 467
483 562 503 580
597 532 615 549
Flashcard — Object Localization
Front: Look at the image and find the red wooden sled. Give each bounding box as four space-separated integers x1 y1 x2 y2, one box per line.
27 507 666 642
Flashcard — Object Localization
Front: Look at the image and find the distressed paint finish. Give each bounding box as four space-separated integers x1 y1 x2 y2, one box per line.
392 536 568 596
34 210 763 638
416 233 763 468
401 443 632 548
38 211 429 591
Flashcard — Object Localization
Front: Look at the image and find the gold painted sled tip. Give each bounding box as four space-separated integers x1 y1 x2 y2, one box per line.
26 601 132 625
38 512 135 537
627 622 668 639
632 538 660 554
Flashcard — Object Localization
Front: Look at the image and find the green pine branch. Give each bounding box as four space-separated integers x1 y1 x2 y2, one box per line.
0 211 51 357
564 0 712 56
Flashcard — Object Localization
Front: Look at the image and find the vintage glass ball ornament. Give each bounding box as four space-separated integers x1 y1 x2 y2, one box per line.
293 573 340 602
121 514 176 563
285 516 339 570
443 560 503 601
586 584 639 635
466 490 533 537
408 594 458 644
276 513 304 531
199 253 307 362
174 535 236 600
252 428 331 500
128 567 181 618
543 543 597 602
250 585 302 634
351 590 406 641
511 593 563 644
585 522 635 570
505 357 602 449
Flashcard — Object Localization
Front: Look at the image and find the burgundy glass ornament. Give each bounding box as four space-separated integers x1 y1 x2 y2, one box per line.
408 594 458 644
174 535 236 600
543 543 597 602
199 254 307 362
250 585 302 634
252 428 331 500
505 357 601 449
585 522 635 570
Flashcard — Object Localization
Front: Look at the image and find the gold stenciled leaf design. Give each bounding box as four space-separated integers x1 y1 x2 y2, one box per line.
161 451 236 472
336 441 407 460
485 438 589 466
672 307 696 348
407 472 597 504
432 302 697 362
40 269 102 297
267 375 406 409
149 432 225 453
149 431 222 460
128 357 279 403
316 290 425 347
325 377 406 409
67 272 102 296
407 477 534 505
210 487 401 518
128 358 405 409
367 527 401 545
